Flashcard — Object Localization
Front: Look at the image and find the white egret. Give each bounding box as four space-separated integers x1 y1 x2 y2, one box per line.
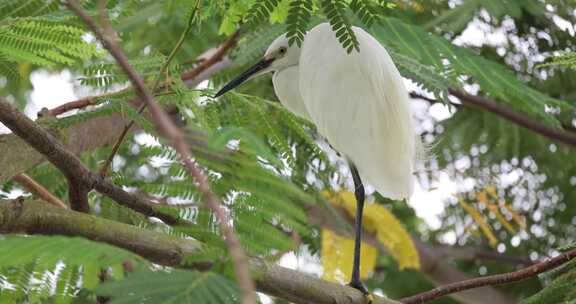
215 23 418 298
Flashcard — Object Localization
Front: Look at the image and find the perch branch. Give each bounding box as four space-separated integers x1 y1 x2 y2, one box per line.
400 248 576 304
0 199 399 304
66 1 256 302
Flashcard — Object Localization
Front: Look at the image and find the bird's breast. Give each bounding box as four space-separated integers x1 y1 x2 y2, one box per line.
272 66 311 120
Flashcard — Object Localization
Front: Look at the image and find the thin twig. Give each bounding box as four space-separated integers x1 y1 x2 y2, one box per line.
180 30 241 80
98 0 200 176
66 2 256 303
448 88 576 146
400 249 576 304
47 31 240 118
410 90 576 146
12 174 68 209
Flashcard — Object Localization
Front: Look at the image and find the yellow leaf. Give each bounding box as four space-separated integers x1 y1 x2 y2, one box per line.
464 224 481 238
485 187 526 229
321 191 420 272
459 198 498 247
476 191 516 235
485 185 498 198
321 229 377 283
502 202 526 228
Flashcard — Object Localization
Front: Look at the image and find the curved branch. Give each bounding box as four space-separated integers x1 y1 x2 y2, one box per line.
401 249 576 304
0 199 399 304
0 97 181 224
179 30 241 80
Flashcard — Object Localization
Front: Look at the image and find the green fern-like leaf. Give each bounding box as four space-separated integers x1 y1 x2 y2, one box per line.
538 52 576 69
245 0 282 25
0 236 145 302
371 17 574 127
320 0 359 53
97 270 239 304
0 0 60 21
230 22 286 66
0 235 144 270
349 0 380 27
79 54 167 88
286 0 313 47
0 19 98 67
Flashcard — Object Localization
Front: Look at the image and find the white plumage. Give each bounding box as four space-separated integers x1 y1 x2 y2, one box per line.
214 22 419 293
272 23 417 200
216 22 418 201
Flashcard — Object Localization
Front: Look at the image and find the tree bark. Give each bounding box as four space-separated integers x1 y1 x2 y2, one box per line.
0 199 398 304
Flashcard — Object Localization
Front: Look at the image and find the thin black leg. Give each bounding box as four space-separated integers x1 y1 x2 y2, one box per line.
348 162 369 296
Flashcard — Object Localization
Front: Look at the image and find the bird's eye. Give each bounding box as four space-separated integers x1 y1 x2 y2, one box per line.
279 47 287 55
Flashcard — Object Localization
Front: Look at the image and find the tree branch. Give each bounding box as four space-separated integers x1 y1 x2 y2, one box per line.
46 31 240 118
66 1 256 302
180 30 241 81
12 174 67 209
430 244 533 266
410 90 576 146
400 248 576 304
67 178 90 212
0 199 399 304
0 97 180 224
449 89 576 146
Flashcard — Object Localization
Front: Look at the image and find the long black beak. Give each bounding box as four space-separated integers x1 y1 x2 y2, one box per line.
214 57 274 98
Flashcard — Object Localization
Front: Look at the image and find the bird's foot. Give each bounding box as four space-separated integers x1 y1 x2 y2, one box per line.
348 279 373 304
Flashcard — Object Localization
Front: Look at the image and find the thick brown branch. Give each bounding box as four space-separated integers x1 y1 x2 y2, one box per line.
66 2 256 302
12 174 67 209
400 249 576 304
0 97 180 224
67 178 90 212
0 199 200 266
0 199 399 304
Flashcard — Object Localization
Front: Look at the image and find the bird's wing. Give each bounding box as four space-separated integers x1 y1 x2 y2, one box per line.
299 23 416 200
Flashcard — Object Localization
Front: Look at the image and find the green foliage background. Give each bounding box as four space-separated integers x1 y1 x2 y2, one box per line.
0 0 575 303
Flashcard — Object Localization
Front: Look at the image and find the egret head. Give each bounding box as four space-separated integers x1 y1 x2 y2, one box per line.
214 34 300 97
